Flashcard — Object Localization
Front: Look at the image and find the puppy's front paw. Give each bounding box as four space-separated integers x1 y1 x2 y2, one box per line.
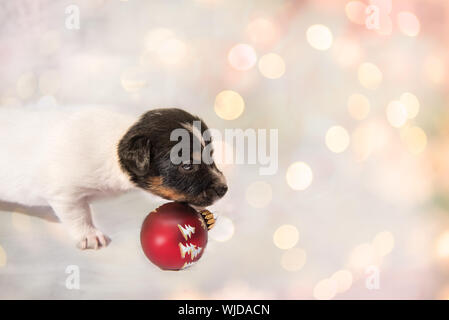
199 209 215 230
76 228 110 250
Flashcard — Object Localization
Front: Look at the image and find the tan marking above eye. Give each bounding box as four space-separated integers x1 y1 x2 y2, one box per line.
147 176 163 187
146 176 185 201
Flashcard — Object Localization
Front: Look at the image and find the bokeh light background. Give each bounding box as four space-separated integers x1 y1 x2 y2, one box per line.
1 0 449 299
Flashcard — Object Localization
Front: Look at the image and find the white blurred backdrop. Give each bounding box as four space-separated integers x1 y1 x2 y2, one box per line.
1 0 449 299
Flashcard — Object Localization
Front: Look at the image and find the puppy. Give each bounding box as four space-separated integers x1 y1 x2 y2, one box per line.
0 106 227 249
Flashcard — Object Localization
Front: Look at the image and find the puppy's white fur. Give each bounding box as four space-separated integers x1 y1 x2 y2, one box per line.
0 105 138 249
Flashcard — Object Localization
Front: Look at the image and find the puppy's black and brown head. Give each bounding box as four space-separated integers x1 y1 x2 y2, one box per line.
118 108 227 207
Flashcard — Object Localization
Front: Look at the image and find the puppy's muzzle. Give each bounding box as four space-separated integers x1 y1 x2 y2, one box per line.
212 183 228 198
200 182 228 206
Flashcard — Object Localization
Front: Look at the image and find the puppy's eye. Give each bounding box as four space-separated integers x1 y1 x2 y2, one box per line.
178 162 199 173
181 163 193 171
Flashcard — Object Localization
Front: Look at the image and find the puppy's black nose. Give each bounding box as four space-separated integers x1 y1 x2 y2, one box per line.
214 184 228 198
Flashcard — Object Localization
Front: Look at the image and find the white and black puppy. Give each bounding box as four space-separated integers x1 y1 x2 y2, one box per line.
0 106 227 250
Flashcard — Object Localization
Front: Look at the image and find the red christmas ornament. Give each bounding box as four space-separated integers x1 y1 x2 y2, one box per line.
140 202 208 271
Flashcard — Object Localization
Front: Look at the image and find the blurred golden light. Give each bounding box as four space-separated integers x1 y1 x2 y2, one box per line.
332 38 362 67
436 231 449 259
423 55 445 85
16 72 37 100
348 243 376 269
400 92 420 119
330 270 353 293
345 1 366 25
351 121 389 162
157 38 187 65
325 126 350 153
11 212 32 232
306 24 333 51
351 121 386 161
228 44 257 71
0 244 6 267
358 62 382 90
280 248 307 272
397 12 420 37
273 225 299 250
247 18 279 46
39 70 61 95
386 101 407 128
245 181 272 208
214 90 245 120
286 162 313 191
313 278 338 300
400 126 427 155
120 67 147 92
372 231 395 257
347 93 370 120
209 216 235 242
144 28 175 51
258 53 285 79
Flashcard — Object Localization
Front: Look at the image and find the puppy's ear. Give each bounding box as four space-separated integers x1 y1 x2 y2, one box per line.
120 135 151 176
